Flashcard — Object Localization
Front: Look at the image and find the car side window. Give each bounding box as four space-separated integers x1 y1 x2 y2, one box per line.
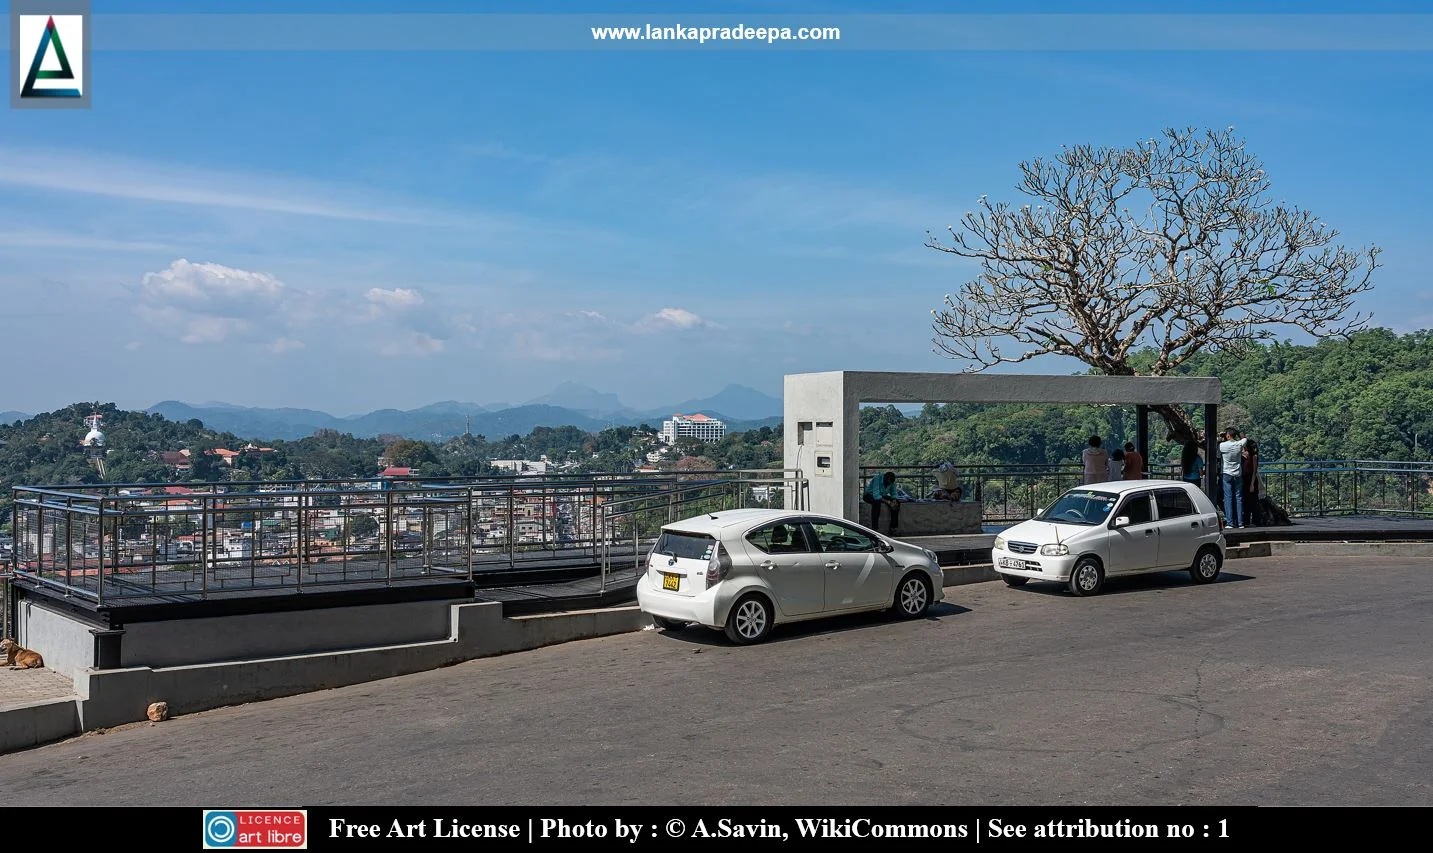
1155 488 1196 520
1119 493 1155 525
745 521 812 554
808 520 878 553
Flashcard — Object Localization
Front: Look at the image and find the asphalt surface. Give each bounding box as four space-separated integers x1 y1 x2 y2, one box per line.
2 555 1431 806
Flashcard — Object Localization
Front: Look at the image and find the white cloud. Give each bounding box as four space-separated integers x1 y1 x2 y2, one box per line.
365 287 425 310
270 337 306 354
635 307 712 332
136 259 304 345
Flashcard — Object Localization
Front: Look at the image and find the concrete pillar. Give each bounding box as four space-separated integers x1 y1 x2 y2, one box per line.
783 372 852 520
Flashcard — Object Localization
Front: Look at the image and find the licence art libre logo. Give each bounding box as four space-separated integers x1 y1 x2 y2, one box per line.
203 810 309 850
17 14 84 98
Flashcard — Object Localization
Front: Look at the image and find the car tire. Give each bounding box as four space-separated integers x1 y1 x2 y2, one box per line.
651 616 688 631
1189 547 1222 585
1068 557 1105 597
1001 574 1030 588
724 594 774 645
893 572 933 619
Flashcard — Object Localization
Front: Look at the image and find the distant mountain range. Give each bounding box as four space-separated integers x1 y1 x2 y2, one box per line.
0 411 29 425
144 383 782 441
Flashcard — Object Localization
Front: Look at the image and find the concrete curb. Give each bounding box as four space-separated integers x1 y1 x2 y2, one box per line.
1231 540 1433 559
0 602 650 755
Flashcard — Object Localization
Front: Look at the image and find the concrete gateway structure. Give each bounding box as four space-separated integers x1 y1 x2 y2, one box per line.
782 371 1224 523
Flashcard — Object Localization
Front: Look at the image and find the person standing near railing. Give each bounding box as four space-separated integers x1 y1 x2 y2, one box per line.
1122 442 1145 480
1219 429 1250 528
1241 439 1266 527
1108 448 1126 482
1181 436 1206 486
1082 436 1109 485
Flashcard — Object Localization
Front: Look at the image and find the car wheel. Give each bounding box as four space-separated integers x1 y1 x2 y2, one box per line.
1001 574 1030 588
724 594 774 645
1189 547 1222 585
893 572 933 619
1068 557 1105 597
651 616 688 631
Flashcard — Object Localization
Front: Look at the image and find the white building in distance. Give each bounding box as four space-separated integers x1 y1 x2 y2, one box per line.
661 413 726 444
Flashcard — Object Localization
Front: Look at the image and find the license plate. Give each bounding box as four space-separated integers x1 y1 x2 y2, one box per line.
998 557 1026 570
662 573 681 591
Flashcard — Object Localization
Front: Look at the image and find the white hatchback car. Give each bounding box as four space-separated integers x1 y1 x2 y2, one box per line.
636 508 945 644
992 480 1226 596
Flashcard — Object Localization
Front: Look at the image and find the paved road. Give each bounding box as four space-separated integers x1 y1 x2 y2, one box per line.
2 556 1431 806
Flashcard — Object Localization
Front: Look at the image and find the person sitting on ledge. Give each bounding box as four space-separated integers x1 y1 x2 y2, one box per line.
929 461 963 501
863 470 903 534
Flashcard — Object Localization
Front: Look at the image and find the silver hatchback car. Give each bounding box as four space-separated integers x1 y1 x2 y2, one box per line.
636 508 945 644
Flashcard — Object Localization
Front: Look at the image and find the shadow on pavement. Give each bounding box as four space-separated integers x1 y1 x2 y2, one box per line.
654 601 973 647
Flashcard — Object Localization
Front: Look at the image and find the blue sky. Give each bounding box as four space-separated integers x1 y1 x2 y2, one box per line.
2 0 1430 415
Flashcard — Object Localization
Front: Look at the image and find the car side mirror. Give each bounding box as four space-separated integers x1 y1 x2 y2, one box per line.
1112 516 1131 529
876 541 894 553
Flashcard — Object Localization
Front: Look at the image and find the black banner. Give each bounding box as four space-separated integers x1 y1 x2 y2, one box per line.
171 806 1396 849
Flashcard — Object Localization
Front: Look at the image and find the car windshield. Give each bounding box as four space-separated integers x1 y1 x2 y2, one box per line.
652 530 716 561
1036 490 1119 526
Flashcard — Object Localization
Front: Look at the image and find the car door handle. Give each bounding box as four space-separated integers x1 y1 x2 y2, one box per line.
760 560 776 570
1190 521 1199 528
825 561 840 569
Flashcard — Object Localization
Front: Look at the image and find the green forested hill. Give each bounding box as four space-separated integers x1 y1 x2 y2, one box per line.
1 329 1427 528
858 328 1433 470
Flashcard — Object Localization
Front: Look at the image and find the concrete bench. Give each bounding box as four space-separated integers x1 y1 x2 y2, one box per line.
859 500 983 536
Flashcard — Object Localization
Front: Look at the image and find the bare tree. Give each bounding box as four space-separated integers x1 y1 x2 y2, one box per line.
928 126 1380 443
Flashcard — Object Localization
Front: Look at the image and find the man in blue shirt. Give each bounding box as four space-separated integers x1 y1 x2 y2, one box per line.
863 471 902 534
1219 429 1249 528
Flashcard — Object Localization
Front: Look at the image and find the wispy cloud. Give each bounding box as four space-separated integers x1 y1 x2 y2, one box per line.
0 229 181 254
0 146 606 242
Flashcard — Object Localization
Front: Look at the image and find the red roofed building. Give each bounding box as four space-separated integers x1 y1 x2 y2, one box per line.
379 466 414 477
660 413 726 445
208 448 242 465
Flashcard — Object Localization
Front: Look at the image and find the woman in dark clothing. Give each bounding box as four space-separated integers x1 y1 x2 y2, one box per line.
1181 439 1205 486
1241 439 1265 527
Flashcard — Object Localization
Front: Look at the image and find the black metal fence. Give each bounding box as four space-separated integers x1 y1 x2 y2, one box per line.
9 469 805 605
863 459 1433 525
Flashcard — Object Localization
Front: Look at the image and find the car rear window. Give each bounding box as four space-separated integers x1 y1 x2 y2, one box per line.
652 531 716 561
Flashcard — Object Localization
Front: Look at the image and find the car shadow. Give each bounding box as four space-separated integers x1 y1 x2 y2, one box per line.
1011 570 1256 597
654 601 973 647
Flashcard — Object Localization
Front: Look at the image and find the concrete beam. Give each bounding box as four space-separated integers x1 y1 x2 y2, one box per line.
840 372 1221 405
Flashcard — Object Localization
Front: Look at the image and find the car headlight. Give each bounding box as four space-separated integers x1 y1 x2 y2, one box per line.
923 548 939 564
993 536 1007 551
1039 543 1069 556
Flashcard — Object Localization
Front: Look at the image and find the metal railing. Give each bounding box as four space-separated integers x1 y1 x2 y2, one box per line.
596 470 807 594
1256 460 1433 518
862 459 1433 524
9 468 803 605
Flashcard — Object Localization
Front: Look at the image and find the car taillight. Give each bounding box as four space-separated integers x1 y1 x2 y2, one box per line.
705 542 732 585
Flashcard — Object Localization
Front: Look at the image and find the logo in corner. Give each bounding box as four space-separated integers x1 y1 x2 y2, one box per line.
11 4 90 109
203 810 308 850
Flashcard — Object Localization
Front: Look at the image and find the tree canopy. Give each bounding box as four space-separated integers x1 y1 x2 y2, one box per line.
928 126 1381 443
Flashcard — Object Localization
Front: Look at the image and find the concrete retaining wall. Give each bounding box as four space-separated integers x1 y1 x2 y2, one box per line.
120 599 463 669
16 600 98 684
73 602 649 731
859 500 983 536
